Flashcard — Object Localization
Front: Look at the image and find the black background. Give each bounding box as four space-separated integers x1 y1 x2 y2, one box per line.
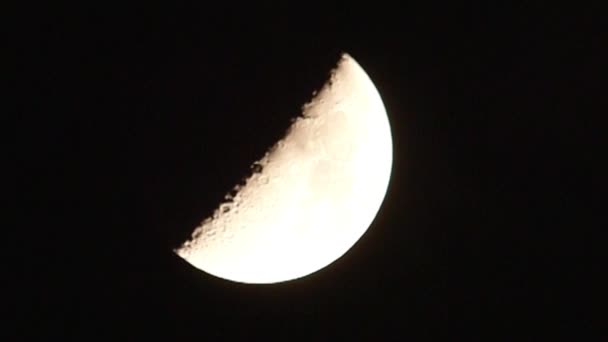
11 2 604 339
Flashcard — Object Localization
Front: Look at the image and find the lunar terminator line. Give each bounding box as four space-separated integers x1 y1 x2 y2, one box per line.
175 53 393 284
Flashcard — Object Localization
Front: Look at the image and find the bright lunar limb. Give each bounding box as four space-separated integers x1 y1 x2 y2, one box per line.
175 53 392 284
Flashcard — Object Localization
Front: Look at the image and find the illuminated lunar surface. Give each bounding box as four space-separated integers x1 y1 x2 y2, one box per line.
175 53 392 284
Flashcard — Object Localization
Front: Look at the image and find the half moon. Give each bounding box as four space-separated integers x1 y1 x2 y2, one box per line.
175 53 392 284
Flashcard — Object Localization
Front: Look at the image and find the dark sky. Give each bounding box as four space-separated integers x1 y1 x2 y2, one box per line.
11 2 603 339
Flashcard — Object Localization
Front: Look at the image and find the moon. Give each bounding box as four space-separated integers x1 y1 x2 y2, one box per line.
175 53 392 284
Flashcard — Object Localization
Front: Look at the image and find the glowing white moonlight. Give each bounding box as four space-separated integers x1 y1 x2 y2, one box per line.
175 53 392 284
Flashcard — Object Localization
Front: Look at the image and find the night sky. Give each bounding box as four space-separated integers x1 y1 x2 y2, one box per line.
12 3 603 339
